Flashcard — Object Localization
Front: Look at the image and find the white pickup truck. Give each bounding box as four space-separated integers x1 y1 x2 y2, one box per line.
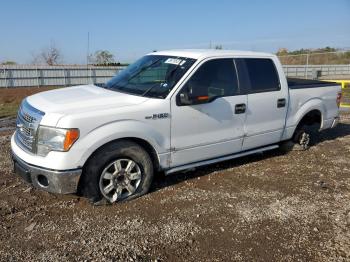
11 49 342 203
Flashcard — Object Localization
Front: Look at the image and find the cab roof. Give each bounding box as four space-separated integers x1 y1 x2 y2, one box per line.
148 49 275 60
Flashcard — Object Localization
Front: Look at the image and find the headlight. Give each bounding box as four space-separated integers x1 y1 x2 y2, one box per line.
37 126 79 156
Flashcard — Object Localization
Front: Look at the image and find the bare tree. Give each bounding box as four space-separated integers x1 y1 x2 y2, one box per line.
92 50 115 65
41 42 62 65
32 42 63 65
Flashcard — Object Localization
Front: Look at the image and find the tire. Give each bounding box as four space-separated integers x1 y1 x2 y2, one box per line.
292 127 311 151
280 123 319 152
78 140 154 204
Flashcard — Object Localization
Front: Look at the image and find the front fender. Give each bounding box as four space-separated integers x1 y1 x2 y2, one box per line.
73 120 169 167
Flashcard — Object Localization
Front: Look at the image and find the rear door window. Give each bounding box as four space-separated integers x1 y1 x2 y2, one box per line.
237 58 280 93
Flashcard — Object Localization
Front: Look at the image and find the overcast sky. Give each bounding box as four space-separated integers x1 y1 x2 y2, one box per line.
1 0 349 64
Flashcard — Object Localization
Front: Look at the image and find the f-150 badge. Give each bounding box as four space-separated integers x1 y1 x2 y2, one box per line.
145 113 170 120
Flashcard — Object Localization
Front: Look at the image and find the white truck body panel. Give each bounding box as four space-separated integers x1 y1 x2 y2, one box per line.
170 94 247 166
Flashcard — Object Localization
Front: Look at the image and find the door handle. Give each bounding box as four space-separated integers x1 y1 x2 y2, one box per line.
277 98 286 108
235 103 246 114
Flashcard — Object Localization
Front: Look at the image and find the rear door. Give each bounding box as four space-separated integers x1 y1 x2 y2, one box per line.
170 58 247 167
235 58 288 150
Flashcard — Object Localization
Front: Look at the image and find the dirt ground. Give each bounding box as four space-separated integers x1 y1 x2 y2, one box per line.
0 87 59 118
0 113 349 262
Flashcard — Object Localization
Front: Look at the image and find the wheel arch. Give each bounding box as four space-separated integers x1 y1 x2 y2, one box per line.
284 98 326 140
71 118 170 170
295 109 322 131
77 137 158 201
82 137 161 173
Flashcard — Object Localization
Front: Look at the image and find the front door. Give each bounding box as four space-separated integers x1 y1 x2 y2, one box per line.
170 58 247 167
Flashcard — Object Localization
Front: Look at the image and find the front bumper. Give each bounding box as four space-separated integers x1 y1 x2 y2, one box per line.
11 151 82 194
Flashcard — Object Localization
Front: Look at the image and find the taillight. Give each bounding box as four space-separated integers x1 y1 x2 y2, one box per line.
336 91 342 108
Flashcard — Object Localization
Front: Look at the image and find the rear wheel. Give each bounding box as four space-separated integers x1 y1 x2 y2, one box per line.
78 140 154 203
280 124 319 152
293 127 312 150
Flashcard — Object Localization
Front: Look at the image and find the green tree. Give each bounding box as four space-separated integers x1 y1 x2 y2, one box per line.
276 48 289 56
93 50 115 65
1 61 17 65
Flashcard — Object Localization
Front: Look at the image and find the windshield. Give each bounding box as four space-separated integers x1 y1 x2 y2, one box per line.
104 55 196 98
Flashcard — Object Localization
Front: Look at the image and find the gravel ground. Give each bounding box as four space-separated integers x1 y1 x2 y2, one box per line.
0 113 349 261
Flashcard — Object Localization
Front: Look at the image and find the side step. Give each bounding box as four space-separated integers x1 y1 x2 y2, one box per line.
165 144 279 175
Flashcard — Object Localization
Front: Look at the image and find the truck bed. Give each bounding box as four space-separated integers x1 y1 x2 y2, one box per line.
287 78 340 89
285 77 341 137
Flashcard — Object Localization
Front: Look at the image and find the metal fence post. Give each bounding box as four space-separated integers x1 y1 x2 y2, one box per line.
39 67 44 87
65 68 71 87
8 68 14 88
305 53 309 79
36 66 39 88
63 67 66 87
4 68 8 88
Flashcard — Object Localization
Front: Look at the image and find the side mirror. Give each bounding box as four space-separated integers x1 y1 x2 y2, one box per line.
179 92 193 105
177 85 212 106
178 92 211 106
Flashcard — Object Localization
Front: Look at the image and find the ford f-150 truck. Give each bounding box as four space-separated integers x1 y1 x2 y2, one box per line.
11 49 342 203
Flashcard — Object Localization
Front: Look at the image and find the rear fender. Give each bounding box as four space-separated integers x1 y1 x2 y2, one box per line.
283 98 325 140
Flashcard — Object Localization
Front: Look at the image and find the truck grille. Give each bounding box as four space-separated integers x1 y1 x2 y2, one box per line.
15 100 44 154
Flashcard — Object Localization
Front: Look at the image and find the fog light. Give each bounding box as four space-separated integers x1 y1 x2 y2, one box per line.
37 175 49 187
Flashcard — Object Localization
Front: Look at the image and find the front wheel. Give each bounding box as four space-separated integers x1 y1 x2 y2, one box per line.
78 140 154 203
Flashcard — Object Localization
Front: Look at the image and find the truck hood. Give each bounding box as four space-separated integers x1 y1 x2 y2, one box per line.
26 85 148 115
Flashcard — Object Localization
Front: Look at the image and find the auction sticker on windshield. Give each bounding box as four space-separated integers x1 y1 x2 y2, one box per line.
164 58 186 66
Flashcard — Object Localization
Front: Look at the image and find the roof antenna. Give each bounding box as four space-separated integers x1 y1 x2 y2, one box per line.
87 32 90 65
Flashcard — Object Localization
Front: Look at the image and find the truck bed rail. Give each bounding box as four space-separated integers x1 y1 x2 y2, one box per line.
287 78 340 89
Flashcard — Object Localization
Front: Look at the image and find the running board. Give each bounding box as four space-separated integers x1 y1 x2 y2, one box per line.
165 144 279 175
